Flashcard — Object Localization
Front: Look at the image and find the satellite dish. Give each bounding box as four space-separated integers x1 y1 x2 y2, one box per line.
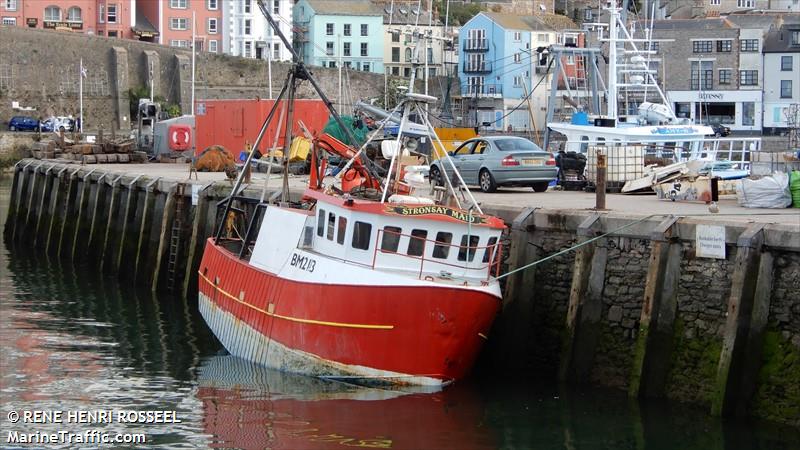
399 7 408 15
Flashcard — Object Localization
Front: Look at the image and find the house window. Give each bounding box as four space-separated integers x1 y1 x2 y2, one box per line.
716 40 731 52
170 40 190 48
316 209 325 237
407 230 428 257
692 40 712 53
5 0 17 12
66 6 81 22
244 19 251 35
793 31 800 45
344 23 351 36
170 0 187 9
391 66 399 75
207 0 218 10
736 0 754 7
781 56 792 71
739 70 758 86
405 47 412 62
326 23 333 35
208 18 217 34
429 67 436 77
244 0 251 13
326 41 334 55
327 212 336 241
273 0 279 14
458 235 480 262
513 31 521 41
273 43 280 59
740 39 758 52
336 217 347 245
361 24 368 36
538 33 548 42
513 76 522 87
98 4 104 23
781 80 793 98
710 0 720 4
44 6 61 21
391 31 399 42
107 30 118 37
107 4 117 23
584 9 593 20
170 18 188 30
2 17 15 25
391 47 401 62
209 40 218 53
743 102 755 126
343 42 350 56
360 42 367 56
646 41 659 52
362 62 370 72
691 60 713 90
351 221 372 250
432 232 453 259
244 41 253 58
329 61 336 68
427 47 433 63
719 69 731 84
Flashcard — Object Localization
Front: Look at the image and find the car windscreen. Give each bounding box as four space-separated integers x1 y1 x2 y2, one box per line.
493 138 542 152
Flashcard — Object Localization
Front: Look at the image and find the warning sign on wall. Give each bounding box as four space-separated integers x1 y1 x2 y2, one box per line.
696 224 726 259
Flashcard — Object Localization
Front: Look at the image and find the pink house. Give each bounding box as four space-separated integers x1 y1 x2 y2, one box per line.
0 1 136 39
137 0 222 51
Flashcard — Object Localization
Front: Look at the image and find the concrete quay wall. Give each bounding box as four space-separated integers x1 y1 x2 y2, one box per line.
3 159 799 427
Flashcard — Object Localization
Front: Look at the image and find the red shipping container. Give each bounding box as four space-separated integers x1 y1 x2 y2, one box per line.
194 99 331 156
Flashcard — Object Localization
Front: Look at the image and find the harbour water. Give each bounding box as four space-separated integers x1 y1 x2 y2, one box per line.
1 175 798 450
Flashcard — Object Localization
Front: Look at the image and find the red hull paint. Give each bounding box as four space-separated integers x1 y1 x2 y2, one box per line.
199 239 500 382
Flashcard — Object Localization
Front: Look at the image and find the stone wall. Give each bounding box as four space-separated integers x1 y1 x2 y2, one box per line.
0 26 453 131
496 210 800 427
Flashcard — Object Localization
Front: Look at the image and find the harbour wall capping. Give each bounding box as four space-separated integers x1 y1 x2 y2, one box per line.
3 159 799 428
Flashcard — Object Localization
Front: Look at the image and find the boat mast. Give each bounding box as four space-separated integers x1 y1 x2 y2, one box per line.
607 1 618 120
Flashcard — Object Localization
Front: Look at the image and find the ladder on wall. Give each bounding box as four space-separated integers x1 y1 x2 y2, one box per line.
167 183 186 292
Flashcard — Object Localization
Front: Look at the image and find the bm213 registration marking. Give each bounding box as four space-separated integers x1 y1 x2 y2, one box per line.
386 205 486 224
291 253 316 273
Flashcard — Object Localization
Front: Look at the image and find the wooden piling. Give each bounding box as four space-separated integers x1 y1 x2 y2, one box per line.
559 213 607 383
100 175 125 273
3 162 24 242
45 167 70 254
712 224 770 417
115 176 143 274
182 184 212 299
13 162 38 242
70 170 97 261
151 186 178 292
87 174 111 258
23 163 43 238
629 216 682 398
33 165 56 249
133 178 160 284
57 168 82 258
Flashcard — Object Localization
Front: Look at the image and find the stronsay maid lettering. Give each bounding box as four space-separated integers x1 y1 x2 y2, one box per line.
385 205 487 224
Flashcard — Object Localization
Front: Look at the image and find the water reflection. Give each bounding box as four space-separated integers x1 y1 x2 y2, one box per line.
197 355 495 450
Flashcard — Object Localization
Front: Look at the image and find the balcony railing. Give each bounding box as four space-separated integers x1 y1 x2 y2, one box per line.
463 61 492 73
463 39 488 52
461 83 503 98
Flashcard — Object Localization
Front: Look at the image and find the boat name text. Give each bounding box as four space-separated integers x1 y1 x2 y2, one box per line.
386 205 486 224
290 253 316 273
650 127 698 135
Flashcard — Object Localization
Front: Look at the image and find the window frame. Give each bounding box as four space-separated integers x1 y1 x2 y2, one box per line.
316 209 326 237
740 39 758 52
326 41 334 56
44 5 61 22
343 23 351 36
692 40 712 53
170 0 188 9
107 4 117 23
380 226 402 253
432 232 453 259
5 0 17 12
326 23 334 36
66 6 81 22
780 80 793 99
361 24 368 36
716 40 731 52
739 70 758 86
207 18 218 34
207 0 218 11
360 42 368 57
781 55 793 71
343 42 351 57
718 68 732 85
170 17 188 31
351 221 372 251
457 235 480 262
209 39 218 53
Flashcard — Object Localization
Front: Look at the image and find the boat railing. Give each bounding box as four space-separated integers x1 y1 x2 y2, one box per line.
371 228 503 282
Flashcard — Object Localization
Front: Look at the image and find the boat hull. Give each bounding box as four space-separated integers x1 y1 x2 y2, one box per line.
198 240 501 386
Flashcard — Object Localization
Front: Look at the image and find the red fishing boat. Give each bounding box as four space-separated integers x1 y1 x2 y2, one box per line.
198 0 505 387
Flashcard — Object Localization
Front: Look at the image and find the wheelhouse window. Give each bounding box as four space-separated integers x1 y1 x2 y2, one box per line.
380 226 402 252
432 232 453 259
458 235 480 262
44 6 61 21
407 229 428 257
483 237 498 263
352 222 372 251
327 212 336 241
337 217 347 245
66 7 81 22
316 209 325 237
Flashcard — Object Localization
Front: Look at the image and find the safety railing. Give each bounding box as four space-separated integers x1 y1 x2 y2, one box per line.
371 228 503 282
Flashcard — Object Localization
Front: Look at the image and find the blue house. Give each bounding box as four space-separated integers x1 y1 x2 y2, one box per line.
458 12 575 131
293 0 385 74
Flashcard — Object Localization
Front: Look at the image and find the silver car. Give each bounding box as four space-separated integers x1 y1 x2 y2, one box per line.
430 136 558 193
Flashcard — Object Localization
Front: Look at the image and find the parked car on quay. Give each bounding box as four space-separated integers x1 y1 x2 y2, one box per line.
7 116 40 131
40 116 76 133
429 136 558 193
708 123 731 137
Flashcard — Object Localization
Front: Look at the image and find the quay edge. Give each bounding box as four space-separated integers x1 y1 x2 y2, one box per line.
2 159 799 428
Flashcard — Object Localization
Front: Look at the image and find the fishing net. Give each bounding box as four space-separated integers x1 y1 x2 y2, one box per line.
322 116 368 147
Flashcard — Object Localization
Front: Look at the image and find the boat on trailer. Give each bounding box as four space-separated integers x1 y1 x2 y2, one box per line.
198 0 504 387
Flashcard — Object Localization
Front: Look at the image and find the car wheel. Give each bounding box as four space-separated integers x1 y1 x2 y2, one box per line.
714 132 721 138
479 169 497 193
430 166 444 187
532 182 549 193
9 125 15 131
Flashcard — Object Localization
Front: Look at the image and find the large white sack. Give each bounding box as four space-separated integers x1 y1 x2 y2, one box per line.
736 172 792 208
